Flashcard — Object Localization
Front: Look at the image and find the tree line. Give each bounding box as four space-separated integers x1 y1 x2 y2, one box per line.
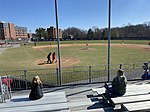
34 23 150 41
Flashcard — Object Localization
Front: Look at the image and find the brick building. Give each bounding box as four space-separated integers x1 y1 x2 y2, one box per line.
0 21 28 40
47 26 62 40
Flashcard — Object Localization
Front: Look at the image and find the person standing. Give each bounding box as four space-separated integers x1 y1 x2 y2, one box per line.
52 52 57 63
29 76 43 100
47 52 52 64
86 43 88 49
34 42 36 46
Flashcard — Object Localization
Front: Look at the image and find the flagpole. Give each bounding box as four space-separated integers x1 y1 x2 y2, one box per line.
55 0 62 86
108 0 111 82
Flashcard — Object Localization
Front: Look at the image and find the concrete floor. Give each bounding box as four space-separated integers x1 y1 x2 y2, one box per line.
12 80 150 112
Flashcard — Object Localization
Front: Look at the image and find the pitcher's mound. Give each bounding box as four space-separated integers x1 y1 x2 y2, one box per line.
34 58 80 67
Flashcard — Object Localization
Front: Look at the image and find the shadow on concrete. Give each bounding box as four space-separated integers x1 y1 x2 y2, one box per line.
11 97 30 102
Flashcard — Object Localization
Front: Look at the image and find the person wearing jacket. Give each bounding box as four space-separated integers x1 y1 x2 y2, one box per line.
52 52 57 63
47 52 52 64
104 69 127 97
29 76 43 100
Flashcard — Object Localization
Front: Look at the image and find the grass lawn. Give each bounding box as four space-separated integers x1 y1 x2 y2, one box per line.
0 40 149 72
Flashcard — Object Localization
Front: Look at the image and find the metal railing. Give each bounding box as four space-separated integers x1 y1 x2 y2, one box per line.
0 62 149 90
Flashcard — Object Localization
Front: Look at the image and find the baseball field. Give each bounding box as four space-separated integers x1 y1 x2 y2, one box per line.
0 40 149 72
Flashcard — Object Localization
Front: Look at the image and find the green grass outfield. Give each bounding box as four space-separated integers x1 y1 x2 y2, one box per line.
0 40 149 72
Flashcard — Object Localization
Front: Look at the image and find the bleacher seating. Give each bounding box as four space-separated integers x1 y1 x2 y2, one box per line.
0 92 70 112
92 84 150 111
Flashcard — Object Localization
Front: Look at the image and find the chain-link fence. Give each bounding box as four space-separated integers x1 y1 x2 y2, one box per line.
0 62 149 90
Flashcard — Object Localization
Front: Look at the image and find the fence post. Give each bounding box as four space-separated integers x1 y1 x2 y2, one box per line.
120 64 122 69
56 68 59 86
24 70 28 90
133 64 135 69
59 68 62 86
73 67 75 73
105 65 107 71
89 66 92 83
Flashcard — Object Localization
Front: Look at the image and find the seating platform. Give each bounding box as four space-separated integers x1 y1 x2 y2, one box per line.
123 100 150 112
92 84 150 111
73 107 113 112
0 92 70 112
111 94 150 106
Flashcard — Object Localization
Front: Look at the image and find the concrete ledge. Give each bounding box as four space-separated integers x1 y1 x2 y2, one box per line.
0 92 70 112
123 101 150 112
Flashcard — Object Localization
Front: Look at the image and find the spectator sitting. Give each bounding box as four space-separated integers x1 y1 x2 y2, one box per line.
29 76 43 100
104 69 127 97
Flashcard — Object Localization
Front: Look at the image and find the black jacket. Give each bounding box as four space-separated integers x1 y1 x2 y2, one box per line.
29 83 43 100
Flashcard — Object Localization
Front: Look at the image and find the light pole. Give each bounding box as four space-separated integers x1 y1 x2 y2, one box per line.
54 0 62 86
108 0 111 82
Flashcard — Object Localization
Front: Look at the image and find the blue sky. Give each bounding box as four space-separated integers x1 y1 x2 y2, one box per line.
1 0 150 33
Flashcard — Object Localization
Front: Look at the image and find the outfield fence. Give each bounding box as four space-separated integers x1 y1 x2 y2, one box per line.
0 62 148 90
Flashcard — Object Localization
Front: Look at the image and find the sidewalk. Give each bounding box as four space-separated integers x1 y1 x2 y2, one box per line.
0 44 20 54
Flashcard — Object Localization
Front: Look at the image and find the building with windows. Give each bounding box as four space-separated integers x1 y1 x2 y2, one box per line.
15 26 28 39
0 21 28 40
47 26 62 40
